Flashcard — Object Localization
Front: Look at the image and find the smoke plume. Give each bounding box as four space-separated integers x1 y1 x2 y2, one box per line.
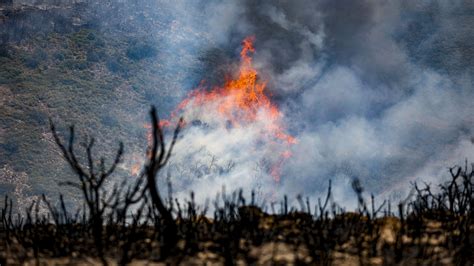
156 0 474 206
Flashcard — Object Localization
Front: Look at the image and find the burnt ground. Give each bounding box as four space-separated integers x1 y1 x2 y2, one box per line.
0 108 473 265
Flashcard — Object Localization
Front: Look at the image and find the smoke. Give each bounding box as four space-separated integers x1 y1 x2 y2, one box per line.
155 0 474 207
166 120 282 205
2 0 472 209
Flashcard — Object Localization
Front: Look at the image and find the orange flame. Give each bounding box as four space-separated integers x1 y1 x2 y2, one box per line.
129 124 152 176
162 36 296 182
131 163 140 176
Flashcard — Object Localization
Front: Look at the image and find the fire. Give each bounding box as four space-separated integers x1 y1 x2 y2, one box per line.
131 163 140 176
129 124 153 176
161 36 296 182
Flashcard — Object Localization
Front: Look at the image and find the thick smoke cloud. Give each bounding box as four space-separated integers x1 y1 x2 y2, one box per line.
156 0 474 207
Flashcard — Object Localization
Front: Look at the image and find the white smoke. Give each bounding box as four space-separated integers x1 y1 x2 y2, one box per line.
148 0 474 208
144 0 474 209
163 92 294 205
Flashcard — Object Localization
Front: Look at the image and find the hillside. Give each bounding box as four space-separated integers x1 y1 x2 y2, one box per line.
0 1 213 209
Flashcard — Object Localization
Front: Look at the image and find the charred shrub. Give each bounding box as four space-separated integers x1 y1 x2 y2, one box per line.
126 41 157 61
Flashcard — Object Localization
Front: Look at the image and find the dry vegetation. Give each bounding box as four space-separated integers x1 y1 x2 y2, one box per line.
0 107 472 265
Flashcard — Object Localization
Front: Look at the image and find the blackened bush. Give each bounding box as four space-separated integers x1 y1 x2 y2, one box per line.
53 52 65 61
23 50 48 69
24 58 39 69
86 32 96 41
106 57 126 73
0 65 21 82
0 142 18 156
65 59 88 71
126 42 157 61
100 113 119 128
0 45 10 58
88 49 106 63
0 0 13 5
94 37 105 48
28 111 47 126
86 50 101 63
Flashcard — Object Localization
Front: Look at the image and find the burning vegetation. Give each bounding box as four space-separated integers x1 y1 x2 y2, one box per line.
160 36 296 183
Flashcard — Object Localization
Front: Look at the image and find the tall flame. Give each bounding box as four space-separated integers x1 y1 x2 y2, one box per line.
161 36 295 182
